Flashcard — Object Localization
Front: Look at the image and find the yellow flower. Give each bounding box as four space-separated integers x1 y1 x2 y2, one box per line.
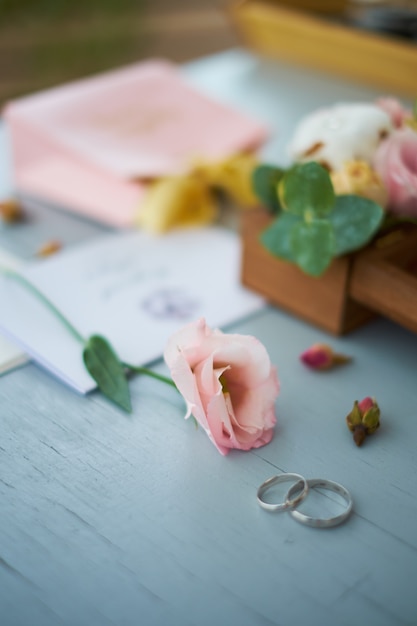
135 153 259 233
331 160 388 208
197 152 260 207
135 174 217 233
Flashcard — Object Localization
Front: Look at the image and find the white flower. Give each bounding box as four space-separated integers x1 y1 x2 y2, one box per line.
288 103 393 171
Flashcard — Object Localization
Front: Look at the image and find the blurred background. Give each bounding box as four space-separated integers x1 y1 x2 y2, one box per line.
1 0 416 106
0 0 237 105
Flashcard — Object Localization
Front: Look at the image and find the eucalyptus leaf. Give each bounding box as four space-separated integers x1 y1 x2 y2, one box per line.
252 164 285 214
260 212 301 261
279 162 335 217
83 335 132 413
290 219 335 276
330 195 384 256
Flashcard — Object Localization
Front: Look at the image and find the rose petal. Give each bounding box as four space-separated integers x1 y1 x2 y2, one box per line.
373 127 417 217
164 319 279 454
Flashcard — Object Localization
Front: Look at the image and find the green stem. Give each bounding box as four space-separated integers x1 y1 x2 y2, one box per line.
1 267 86 345
1 266 178 393
123 363 177 389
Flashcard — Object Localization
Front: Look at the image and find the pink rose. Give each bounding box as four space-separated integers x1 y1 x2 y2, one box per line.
376 97 411 128
164 318 279 455
373 127 417 217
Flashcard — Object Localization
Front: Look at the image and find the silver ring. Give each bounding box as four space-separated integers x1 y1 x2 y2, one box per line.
286 478 353 528
257 473 309 512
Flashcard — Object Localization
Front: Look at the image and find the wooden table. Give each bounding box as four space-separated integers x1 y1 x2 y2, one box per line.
1 49 417 626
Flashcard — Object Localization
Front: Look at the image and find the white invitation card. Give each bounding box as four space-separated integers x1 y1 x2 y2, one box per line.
0 227 264 393
0 246 28 375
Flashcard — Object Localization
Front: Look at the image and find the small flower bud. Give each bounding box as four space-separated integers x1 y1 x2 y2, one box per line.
300 343 351 371
346 397 380 446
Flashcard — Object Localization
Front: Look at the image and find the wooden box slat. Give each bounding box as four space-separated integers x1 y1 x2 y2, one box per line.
350 228 417 334
241 209 417 335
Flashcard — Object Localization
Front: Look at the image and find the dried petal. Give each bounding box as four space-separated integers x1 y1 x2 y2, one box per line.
36 240 62 257
0 199 24 223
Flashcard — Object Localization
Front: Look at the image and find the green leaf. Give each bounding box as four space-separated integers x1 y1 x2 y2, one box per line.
279 162 335 217
290 219 335 276
83 335 132 413
330 195 384 256
252 164 285 214
260 212 301 261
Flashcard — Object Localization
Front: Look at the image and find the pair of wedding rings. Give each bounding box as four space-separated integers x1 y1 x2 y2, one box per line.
257 473 353 528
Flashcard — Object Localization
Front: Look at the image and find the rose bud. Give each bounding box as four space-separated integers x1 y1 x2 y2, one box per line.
300 343 351 371
346 397 381 446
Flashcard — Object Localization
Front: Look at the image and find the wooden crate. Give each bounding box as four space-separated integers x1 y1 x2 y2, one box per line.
240 209 417 335
240 209 375 334
229 0 417 96
350 226 417 334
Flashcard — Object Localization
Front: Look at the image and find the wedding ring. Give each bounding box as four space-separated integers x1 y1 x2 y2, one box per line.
257 473 309 512
286 478 353 528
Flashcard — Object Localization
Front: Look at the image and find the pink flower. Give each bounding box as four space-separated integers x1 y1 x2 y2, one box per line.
346 396 380 447
164 318 279 455
373 127 417 217
376 97 411 128
300 343 351 371
358 396 374 414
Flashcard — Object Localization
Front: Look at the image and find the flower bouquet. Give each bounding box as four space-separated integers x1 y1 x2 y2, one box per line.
241 97 417 335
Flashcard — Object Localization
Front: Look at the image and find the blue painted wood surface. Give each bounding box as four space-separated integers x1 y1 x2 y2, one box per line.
1 49 416 626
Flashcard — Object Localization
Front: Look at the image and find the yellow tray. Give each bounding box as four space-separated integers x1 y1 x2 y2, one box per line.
229 0 417 96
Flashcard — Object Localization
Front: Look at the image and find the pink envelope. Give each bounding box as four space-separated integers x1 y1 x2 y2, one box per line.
4 59 268 227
